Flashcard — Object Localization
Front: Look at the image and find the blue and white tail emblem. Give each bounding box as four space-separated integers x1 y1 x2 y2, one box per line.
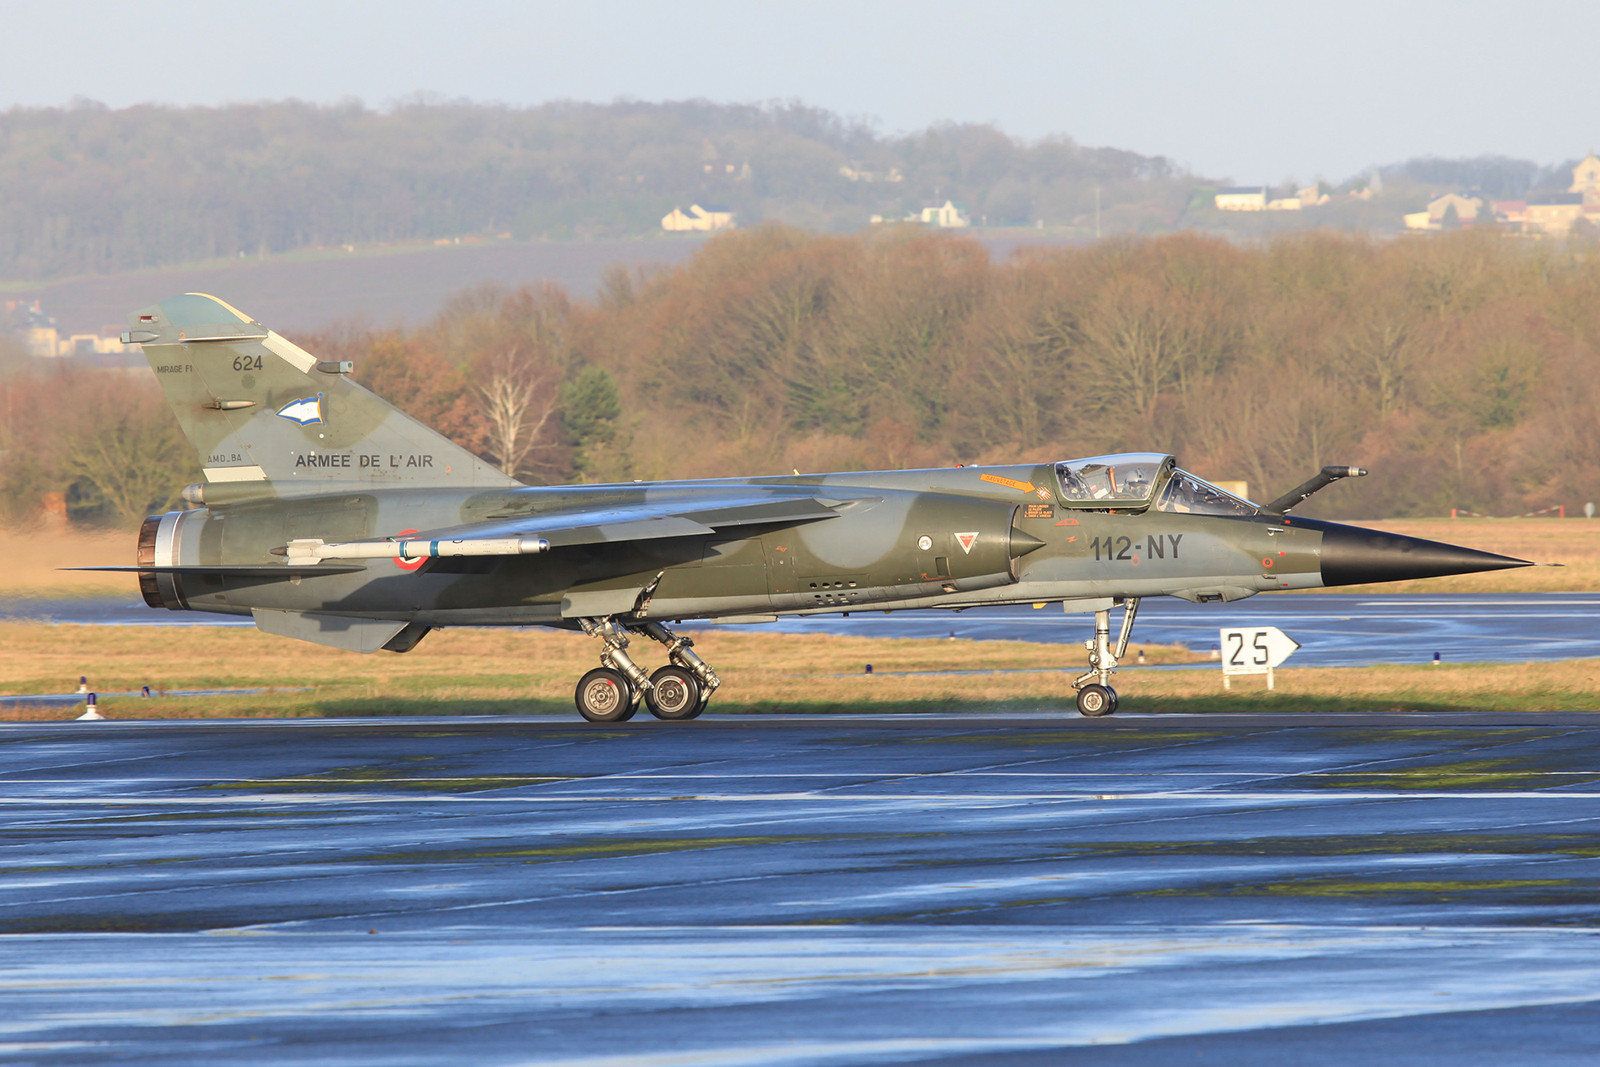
276 394 324 425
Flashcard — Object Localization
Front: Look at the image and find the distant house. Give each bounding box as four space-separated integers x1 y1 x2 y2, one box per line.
703 161 753 181
1403 153 1600 237
61 332 124 357
1480 153 1600 235
1265 196 1302 211
1525 192 1586 235
22 325 58 358
661 204 736 233
1571 152 1600 204
919 200 970 228
1494 200 1529 228
1214 186 1267 211
839 163 904 183
1296 184 1330 207
6 298 67 358
9 323 122 358
1403 191 1484 230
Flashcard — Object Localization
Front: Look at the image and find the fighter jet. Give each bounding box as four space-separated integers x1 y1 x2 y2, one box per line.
102 293 1532 720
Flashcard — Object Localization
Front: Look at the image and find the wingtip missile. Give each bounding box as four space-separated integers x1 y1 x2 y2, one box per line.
275 537 552 562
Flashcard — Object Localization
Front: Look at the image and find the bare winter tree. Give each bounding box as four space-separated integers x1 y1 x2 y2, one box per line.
475 347 558 479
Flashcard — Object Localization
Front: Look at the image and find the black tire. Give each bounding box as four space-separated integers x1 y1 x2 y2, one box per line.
687 686 711 719
645 666 702 720
1076 683 1116 717
575 668 637 723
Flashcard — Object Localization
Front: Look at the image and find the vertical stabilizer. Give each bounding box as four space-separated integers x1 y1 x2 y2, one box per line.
126 294 518 490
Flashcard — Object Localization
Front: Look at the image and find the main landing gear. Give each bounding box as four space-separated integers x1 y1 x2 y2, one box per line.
1072 598 1140 717
573 618 722 723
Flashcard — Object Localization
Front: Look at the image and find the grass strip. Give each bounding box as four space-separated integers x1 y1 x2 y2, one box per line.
2 621 1598 720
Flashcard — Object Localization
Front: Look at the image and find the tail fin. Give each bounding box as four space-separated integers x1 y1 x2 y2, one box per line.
127 294 518 493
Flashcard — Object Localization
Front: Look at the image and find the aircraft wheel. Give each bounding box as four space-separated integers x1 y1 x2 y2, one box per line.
645 666 702 721
575 668 637 723
1076 684 1116 717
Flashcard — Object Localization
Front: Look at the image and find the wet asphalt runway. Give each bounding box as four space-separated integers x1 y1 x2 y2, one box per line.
5 713 1600 1065
10 593 1600 667
727 594 1600 667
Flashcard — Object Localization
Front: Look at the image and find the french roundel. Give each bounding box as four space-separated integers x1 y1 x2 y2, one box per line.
394 529 427 571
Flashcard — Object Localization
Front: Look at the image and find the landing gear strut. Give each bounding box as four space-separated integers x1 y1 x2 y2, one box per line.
637 622 720 720
575 618 651 722
574 618 721 723
1072 598 1139 717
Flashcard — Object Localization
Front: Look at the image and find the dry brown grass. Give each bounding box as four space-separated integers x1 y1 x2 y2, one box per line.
0 621 1197 714
2 621 1597 720
1 526 137 599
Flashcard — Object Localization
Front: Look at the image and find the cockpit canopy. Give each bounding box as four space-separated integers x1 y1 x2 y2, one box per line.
1054 454 1172 508
1054 453 1257 516
1156 469 1257 517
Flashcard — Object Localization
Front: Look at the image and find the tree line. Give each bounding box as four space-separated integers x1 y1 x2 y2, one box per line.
3 226 1598 526
0 99 1189 281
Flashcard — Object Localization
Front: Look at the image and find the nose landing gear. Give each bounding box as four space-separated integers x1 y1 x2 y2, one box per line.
574 618 721 722
1072 598 1139 717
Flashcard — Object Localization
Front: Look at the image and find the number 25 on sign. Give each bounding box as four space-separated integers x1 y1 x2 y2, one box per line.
1218 626 1300 690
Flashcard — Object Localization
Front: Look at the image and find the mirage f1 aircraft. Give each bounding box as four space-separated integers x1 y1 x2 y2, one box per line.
103 293 1532 721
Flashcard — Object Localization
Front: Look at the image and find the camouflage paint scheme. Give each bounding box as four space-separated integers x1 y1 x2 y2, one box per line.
116 294 1530 714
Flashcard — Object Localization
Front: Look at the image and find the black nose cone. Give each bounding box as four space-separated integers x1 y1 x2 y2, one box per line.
1294 518 1534 587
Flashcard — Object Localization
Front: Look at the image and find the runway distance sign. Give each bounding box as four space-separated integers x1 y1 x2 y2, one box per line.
1219 625 1300 689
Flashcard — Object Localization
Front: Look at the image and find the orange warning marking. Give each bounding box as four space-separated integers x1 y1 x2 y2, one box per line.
980 473 1036 493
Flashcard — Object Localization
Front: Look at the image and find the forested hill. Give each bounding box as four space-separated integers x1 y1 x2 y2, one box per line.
0 99 1189 282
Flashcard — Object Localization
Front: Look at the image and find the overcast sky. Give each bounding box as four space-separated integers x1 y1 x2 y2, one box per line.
3 0 1598 183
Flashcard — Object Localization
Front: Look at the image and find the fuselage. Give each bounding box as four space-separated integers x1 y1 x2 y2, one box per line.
138 457 1483 628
